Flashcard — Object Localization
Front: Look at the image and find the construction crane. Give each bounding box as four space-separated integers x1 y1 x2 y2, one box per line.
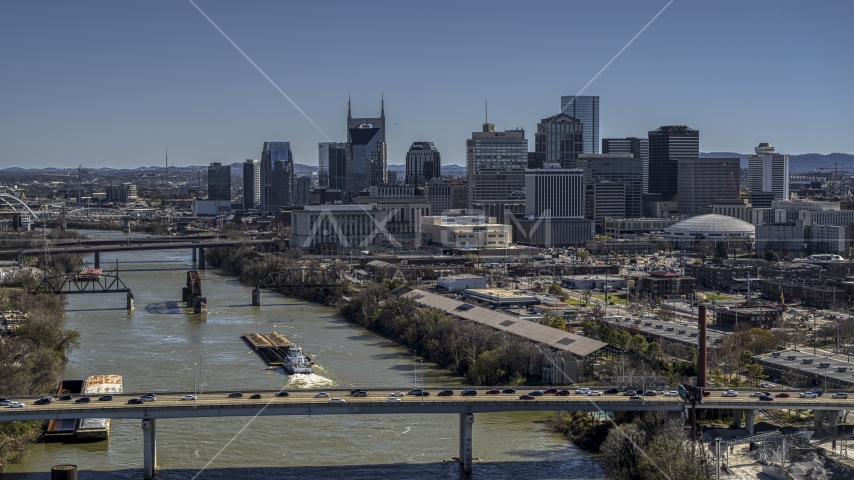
728 168 740 198
817 164 839 195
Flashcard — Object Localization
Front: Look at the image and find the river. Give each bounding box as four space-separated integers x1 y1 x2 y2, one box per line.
4 231 603 479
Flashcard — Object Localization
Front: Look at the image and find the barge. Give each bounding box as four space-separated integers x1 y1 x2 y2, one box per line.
242 332 313 373
45 375 122 441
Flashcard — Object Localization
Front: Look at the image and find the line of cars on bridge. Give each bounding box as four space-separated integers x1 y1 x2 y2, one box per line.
717 389 849 401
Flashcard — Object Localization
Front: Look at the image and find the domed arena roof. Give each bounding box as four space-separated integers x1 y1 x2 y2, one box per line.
665 214 755 239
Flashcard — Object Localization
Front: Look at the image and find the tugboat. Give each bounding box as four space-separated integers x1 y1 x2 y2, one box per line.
284 345 313 374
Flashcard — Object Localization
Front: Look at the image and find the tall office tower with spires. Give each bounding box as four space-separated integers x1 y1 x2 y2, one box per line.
560 95 599 154
260 141 294 211
347 97 387 196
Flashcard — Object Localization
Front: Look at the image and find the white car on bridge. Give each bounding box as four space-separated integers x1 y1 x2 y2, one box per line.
664 391 679 397
800 392 819 398
314 392 329 398
832 392 849 399
722 390 738 397
575 388 591 395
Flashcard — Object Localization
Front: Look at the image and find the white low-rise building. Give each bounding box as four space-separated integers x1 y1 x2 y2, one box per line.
437 274 487 292
421 214 511 249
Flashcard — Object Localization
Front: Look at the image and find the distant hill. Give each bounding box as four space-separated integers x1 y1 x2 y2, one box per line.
701 152 854 173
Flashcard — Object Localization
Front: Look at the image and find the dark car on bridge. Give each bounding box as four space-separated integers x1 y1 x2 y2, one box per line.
544 388 558 394
438 389 454 396
98 395 113 401
250 394 262 399
75 397 90 403
128 398 144 404
555 390 570 396
528 391 544 397
775 392 790 398
519 394 535 400
59 395 72 401
35 398 52 405
408 389 429 396
353 391 368 397
486 389 501 395
759 395 774 401
461 388 477 396
276 391 290 397
604 388 620 394
502 388 516 394
228 392 243 398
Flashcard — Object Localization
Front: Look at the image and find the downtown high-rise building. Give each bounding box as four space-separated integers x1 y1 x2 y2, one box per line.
748 142 790 200
524 165 583 219
647 126 699 200
319 142 349 193
530 113 584 169
559 95 599 154
405 141 441 188
207 162 231 201
466 122 528 222
260 141 293 210
293 175 311 206
602 137 649 193
242 159 260 210
347 98 387 195
677 157 741 216
577 154 644 218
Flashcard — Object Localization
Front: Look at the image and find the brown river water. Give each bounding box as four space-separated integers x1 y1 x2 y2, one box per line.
4 230 603 479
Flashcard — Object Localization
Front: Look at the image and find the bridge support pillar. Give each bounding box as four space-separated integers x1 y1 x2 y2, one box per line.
828 410 841 430
194 297 207 314
199 248 206 270
815 411 826 432
252 288 261 306
94 251 100 269
127 291 134 311
744 409 757 435
192 248 197 263
142 418 156 479
732 409 743 430
122 217 131 233
17 250 23 269
459 413 473 473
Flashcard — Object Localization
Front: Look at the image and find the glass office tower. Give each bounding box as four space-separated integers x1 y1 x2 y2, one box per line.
260 141 293 211
647 126 699 200
559 95 599 154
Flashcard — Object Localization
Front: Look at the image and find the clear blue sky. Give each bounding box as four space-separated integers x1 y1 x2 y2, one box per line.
1 0 852 169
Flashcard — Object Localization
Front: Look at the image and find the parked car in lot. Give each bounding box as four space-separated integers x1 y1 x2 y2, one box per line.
519 394 535 400
832 392 849 399
800 392 819 398
722 390 738 397
775 392 790 398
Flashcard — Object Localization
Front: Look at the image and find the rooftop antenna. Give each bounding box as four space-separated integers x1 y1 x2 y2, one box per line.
77 165 82 208
485 99 488 124
381 93 385 118
347 95 352 121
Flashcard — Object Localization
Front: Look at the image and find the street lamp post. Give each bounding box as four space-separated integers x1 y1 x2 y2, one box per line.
193 362 197 407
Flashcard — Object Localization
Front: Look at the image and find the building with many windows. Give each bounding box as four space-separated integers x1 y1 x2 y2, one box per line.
319 142 349 193
748 142 790 200
405 141 441 188
421 214 512 249
677 157 741 217
293 176 311 207
602 137 649 193
207 162 231 201
347 98 387 195
559 95 599 154
648 126 699 199
585 182 626 232
426 178 468 215
529 113 584 169
577 154 644 218
466 122 527 222
524 165 583 219
261 142 293 210
242 159 260 210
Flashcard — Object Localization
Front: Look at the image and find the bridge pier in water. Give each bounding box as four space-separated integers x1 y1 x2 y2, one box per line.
198 248 206 270
94 251 100 269
192 247 197 263
142 418 156 479
458 413 473 473
252 287 261 306
127 291 134 311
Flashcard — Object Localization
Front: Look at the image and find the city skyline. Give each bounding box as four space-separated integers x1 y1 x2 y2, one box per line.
1 1 852 169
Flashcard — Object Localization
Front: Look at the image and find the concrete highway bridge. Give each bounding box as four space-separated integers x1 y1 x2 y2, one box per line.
1 388 851 477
